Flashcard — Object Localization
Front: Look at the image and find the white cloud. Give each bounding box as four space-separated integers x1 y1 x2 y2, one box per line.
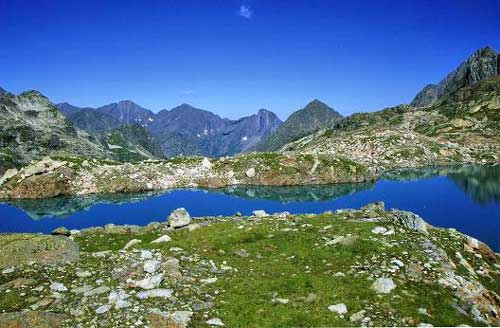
182 90 194 95
239 5 252 19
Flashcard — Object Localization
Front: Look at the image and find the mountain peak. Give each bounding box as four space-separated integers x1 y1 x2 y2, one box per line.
0 86 6 94
411 46 499 107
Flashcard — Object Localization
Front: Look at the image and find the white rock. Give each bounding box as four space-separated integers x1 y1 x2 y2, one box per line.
188 223 200 231
151 235 172 243
2 267 14 274
253 210 269 218
171 311 193 327
206 318 225 326
140 250 153 260
391 259 404 267
167 208 191 228
201 277 218 284
144 260 161 274
272 298 289 304
132 273 163 289
328 303 348 314
202 157 212 169
371 277 396 294
50 282 67 292
136 288 173 299
95 304 111 314
123 239 141 250
245 167 256 178
371 226 387 234
84 285 110 297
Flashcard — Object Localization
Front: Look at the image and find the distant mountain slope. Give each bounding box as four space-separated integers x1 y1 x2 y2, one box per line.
67 109 122 133
59 102 282 157
282 76 500 169
411 46 500 107
255 99 343 152
97 100 154 125
218 109 282 155
100 124 164 161
0 90 107 172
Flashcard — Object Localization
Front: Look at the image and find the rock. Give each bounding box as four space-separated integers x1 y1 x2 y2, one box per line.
392 210 429 235
123 239 141 250
0 168 18 187
83 285 110 297
372 226 387 234
371 277 396 294
245 167 256 178
188 223 200 232
136 288 173 299
95 304 112 314
51 227 70 237
0 311 69 328
202 157 212 169
167 208 191 228
140 250 153 260
144 260 161 274
272 298 289 304
168 311 193 327
49 282 67 292
151 235 172 243
253 210 269 218
108 289 130 306
0 234 79 269
328 303 348 315
350 310 366 322
206 318 225 326
234 249 249 257
131 273 163 289
164 258 181 276
201 277 218 284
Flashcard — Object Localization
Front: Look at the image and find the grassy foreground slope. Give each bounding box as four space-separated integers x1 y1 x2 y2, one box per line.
0 203 498 327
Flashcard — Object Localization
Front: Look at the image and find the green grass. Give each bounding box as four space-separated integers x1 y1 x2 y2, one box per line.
73 212 483 327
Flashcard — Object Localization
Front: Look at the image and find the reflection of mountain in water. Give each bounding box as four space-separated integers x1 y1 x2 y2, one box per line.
448 166 500 204
3 191 167 220
212 183 375 203
383 165 500 205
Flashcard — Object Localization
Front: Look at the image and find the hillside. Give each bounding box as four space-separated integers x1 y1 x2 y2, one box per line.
281 77 500 170
0 89 106 173
411 46 500 107
255 99 343 152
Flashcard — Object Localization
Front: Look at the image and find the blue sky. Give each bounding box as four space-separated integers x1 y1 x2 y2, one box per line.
1 0 499 119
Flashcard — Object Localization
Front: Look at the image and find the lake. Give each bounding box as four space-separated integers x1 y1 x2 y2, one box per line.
0 165 499 250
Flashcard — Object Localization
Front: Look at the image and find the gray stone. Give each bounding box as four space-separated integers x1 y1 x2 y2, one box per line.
132 273 163 289
207 317 225 326
253 210 269 217
151 235 171 243
245 167 256 178
328 303 348 314
371 277 396 294
136 288 173 299
167 208 191 228
49 282 67 292
144 260 161 274
123 239 141 250
51 227 70 237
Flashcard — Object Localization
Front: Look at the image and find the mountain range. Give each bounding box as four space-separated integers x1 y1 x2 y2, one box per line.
0 46 498 173
57 101 283 157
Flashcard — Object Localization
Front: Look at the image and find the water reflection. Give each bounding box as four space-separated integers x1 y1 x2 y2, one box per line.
212 182 374 203
2 165 499 220
3 191 167 220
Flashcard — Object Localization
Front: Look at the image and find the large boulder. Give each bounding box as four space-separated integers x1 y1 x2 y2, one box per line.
0 234 79 269
391 210 429 235
0 311 69 327
167 208 192 228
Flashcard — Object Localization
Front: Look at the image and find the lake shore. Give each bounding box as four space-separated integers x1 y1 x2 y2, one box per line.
0 203 499 327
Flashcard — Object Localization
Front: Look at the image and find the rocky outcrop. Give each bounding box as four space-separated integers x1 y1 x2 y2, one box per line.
411 46 500 107
0 234 79 269
0 153 376 199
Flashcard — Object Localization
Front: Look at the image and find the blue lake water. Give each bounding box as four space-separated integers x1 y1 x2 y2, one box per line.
0 166 499 250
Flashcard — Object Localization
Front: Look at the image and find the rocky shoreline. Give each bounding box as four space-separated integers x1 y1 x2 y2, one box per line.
0 203 499 327
0 153 375 199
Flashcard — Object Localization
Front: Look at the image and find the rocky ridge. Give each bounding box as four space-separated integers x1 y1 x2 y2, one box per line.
282 77 500 170
411 46 500 107
0 204 498 327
